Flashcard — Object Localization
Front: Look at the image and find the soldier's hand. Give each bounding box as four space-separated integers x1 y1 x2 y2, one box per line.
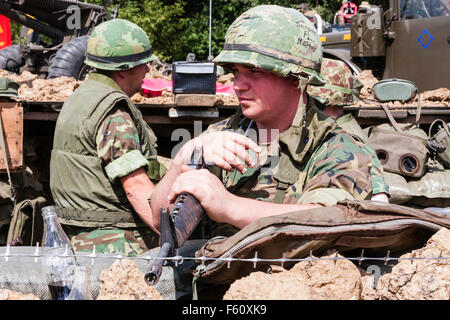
175 131 261 174
167 169 235 223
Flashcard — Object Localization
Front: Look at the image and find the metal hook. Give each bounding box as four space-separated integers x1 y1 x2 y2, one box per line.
224 257 232 269
334 251 339 265
384 250 391 266
252 251 259 269
280 253 286 268
174 249 184 267
307 250 313 267
358 249 365 266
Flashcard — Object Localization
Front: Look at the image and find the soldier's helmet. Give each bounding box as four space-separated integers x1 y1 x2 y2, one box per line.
85 19 157 71
0 77 19 98
307 58 363 107
214 5 325 85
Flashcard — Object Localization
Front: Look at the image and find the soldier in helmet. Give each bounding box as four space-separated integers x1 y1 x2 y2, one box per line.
50 19 162 256
151 6 377 236
308 58 389 203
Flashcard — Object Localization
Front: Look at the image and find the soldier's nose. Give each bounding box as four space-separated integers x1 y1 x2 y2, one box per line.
233 72 250 92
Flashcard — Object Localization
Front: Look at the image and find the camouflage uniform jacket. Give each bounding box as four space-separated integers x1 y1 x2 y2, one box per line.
205 104 374 207
336 113 389 196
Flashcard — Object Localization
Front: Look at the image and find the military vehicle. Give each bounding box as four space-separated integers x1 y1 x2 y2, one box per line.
320 0 450 91
0 0 113 79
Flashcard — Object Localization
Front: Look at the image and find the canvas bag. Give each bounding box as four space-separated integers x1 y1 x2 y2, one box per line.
193 200 449 285
367 104 429 178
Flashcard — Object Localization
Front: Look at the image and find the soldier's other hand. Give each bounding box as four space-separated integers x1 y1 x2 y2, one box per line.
175 131 261 174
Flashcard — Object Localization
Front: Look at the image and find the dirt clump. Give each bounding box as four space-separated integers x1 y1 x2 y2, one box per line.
289 252 362 300
421 88 450 103
18 77 83 102
0 289 40 300
97 258 163 300
375 227 450 300
223 270 310 300
224 252 362 300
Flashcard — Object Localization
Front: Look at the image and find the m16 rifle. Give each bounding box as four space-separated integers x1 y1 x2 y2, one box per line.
144 146 207 286
144 120 255 286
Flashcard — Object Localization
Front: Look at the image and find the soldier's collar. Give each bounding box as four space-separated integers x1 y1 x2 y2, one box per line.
88 72 123 92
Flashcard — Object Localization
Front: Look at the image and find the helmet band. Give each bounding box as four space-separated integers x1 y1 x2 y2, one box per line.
86 49 153 64
222 43 320 73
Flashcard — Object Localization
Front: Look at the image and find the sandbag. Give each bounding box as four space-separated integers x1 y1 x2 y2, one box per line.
194 200 449 285
383 170 450 207
382 172 412 204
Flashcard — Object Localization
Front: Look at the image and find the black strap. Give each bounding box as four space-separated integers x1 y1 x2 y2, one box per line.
223 43 320 72
86 49 153 64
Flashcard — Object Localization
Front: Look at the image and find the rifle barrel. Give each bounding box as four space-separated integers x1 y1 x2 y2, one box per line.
144 242 172 286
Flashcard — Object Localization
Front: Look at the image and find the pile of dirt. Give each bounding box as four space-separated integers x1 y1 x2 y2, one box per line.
1 68 239 105
224 228 450 300
224 252 362 300
131 91 174 105
19 77 83 102
0 289 40 300
375 227 450 300
97 258 162 300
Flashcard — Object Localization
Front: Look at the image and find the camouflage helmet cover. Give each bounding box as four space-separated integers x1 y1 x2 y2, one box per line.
307 58 363 107
214 5 325 85
85 19 157 71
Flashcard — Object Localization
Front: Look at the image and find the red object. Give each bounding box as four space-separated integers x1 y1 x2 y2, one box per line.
141 78 236 97
340 2 358 23
141 78 172 97
0 15 11 50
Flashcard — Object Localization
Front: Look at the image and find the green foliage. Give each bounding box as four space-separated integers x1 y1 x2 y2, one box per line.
8 0 392 61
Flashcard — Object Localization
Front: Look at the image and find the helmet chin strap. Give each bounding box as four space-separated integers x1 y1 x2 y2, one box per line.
291 76 309 129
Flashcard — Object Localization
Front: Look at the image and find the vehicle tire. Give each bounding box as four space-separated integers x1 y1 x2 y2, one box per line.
0 45 25 74
47 35 91 80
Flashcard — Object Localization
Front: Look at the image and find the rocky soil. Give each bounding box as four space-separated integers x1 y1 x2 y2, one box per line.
0 289 40 300
97 258 162 300
224 228 450 300
0 67 240 106
5 68 446 107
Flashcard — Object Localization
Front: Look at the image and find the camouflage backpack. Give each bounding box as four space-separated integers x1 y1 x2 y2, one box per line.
84 19 157 71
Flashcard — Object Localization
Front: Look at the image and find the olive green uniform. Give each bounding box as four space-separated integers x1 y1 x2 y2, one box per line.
50 73 160 256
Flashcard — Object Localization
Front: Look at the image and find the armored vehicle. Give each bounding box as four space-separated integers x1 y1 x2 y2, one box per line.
0 0 112 79
320 0 450 91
